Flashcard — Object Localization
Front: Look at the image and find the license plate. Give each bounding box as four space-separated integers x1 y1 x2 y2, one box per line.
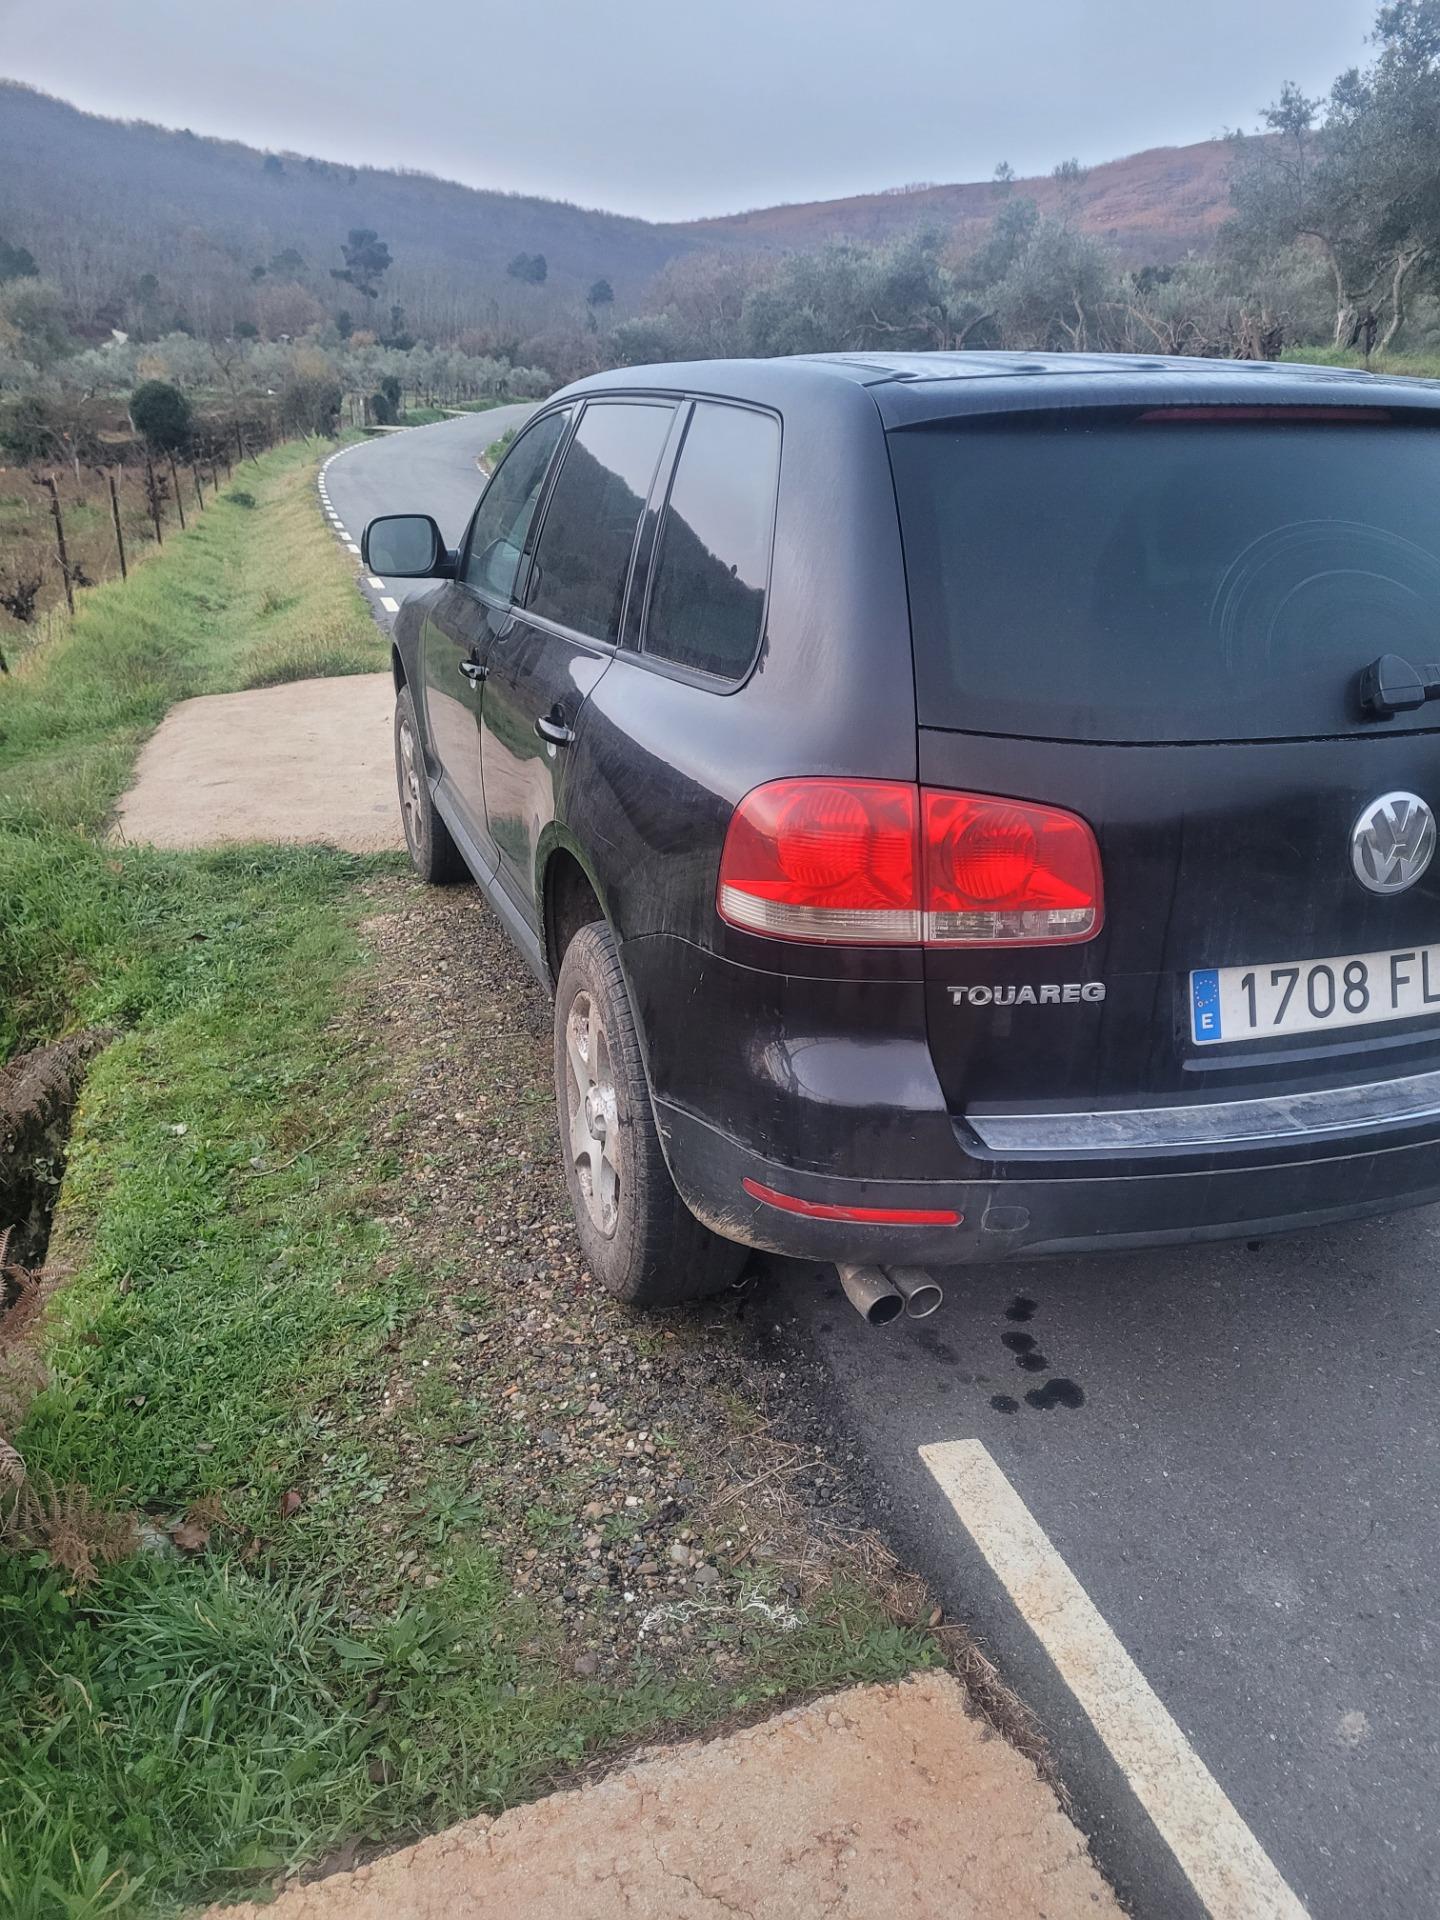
1191 943 1440 1045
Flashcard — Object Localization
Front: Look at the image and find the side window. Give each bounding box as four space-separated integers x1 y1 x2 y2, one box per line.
525 401 674 644
462 409 569 602
643 402 780 680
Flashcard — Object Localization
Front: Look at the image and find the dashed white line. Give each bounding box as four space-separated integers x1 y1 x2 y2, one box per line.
379 595 400 614
919 1440 1310 1920
367 576 385 590
345 541 360 553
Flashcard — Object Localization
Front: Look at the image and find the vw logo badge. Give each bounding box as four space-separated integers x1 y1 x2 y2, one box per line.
1351 791 1436 895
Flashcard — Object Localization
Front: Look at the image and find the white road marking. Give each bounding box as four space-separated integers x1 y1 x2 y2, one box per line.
345 541 360 553
919 1440 1310 1920
367 576 385 590
380 595 400 614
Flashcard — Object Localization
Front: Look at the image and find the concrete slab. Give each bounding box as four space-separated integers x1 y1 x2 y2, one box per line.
112 673 403 854
211 1673 1121 1920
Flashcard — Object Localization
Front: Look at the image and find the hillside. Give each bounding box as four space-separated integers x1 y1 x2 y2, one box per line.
0 81 697 339
0 79 1237 342
695 139 1240 265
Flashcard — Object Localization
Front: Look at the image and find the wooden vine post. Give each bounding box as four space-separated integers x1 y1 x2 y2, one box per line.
143 450 164 546
167 451 186 530
107 469 127 580
36 474 74 614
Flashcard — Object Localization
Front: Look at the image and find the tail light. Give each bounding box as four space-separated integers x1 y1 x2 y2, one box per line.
717 778 1101 946
716 778 921 943
922 790 1102 944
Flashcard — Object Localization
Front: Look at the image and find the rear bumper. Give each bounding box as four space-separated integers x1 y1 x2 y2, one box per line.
623 931 1440 1265
655 1095 1440 1264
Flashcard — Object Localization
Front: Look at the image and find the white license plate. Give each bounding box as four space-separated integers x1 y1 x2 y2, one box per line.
1191 943 1440 1045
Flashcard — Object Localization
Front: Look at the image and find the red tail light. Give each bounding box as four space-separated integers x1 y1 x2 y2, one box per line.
922 790 1102 945
717 779 1101 946
717 778 920 943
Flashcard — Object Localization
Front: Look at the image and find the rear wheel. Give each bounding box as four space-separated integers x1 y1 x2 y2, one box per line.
554 921 745 1307
395 684 465 884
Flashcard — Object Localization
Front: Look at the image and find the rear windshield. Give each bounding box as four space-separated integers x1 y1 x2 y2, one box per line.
889 416 1440 742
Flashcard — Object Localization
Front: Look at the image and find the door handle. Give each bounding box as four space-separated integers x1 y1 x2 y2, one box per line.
458 658 486 684
535 712 575 746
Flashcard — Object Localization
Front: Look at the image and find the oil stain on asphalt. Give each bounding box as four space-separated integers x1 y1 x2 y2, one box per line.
991 1295 1085 1414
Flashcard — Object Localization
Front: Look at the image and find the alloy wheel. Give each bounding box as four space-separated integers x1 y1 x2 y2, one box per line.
564 988 621 1237
397 711 424 853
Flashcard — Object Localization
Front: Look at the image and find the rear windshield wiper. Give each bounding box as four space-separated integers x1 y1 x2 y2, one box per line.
1358 653 1440 720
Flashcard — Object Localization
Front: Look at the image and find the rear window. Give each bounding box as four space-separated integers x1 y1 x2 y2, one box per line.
888 416 1440 742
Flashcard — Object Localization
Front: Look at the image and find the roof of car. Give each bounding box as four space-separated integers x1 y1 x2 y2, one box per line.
563 349 1440 428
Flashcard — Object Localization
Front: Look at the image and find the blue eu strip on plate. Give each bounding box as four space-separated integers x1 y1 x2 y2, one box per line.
1191 968 1222 1044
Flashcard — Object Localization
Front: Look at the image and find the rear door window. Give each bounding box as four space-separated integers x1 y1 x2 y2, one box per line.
888 415 1440 742
643 401 780 679
462 408 569 603
525 400 674 644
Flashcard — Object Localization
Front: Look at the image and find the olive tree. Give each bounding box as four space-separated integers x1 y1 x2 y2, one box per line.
1227 3 1440 348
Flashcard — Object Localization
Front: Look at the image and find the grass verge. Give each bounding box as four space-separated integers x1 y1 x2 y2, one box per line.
0 436 384 1058
480 426 517 475
1281 343 1440 379
0 432 935 1916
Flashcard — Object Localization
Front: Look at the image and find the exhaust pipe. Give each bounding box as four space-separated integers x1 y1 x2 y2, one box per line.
836 1263 904 1327
886 1265 944 1319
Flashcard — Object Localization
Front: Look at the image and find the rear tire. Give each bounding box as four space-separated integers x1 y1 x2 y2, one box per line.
554 921 745 1307
395 684 466 884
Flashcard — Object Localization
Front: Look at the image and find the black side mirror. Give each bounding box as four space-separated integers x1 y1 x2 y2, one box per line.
362 513 455 578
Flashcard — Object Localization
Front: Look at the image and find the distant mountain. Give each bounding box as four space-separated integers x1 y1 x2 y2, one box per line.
0 80 1237 343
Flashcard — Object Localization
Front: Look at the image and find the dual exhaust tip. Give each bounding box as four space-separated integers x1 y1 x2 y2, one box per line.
837 1263 943 1326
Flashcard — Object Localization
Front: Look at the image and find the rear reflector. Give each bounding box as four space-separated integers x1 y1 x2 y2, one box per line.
742 1177 962 1227
717 778 1101 946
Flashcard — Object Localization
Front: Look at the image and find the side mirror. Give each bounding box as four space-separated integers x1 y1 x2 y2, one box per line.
362 513 455 578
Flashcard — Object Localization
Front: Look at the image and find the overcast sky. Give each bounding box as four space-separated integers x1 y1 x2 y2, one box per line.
0 0 1377 221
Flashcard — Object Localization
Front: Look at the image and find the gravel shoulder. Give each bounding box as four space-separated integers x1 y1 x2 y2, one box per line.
251 868 1108 1903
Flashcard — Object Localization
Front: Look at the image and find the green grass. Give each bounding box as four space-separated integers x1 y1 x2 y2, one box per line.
449 396 525 415
1281 344 1440 379
481 426 517 474
0 440 384 1058
0 431 931 1915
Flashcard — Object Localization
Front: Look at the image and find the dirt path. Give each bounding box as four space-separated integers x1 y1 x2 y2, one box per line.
112 672 402 852
212 1672 1121 1920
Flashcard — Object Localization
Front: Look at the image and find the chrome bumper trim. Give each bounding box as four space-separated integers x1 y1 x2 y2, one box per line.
968 1066 1440 1154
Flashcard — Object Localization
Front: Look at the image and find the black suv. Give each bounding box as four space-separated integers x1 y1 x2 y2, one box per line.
365 351 1440 1314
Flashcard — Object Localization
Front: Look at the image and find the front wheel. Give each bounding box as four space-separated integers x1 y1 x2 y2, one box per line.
554 921 745 1307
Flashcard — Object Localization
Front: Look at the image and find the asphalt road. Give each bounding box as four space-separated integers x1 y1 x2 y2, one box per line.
330 409 1440 1920
321 404 535 625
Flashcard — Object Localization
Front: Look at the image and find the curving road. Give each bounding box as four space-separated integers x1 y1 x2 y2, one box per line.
320 407 1440 1920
